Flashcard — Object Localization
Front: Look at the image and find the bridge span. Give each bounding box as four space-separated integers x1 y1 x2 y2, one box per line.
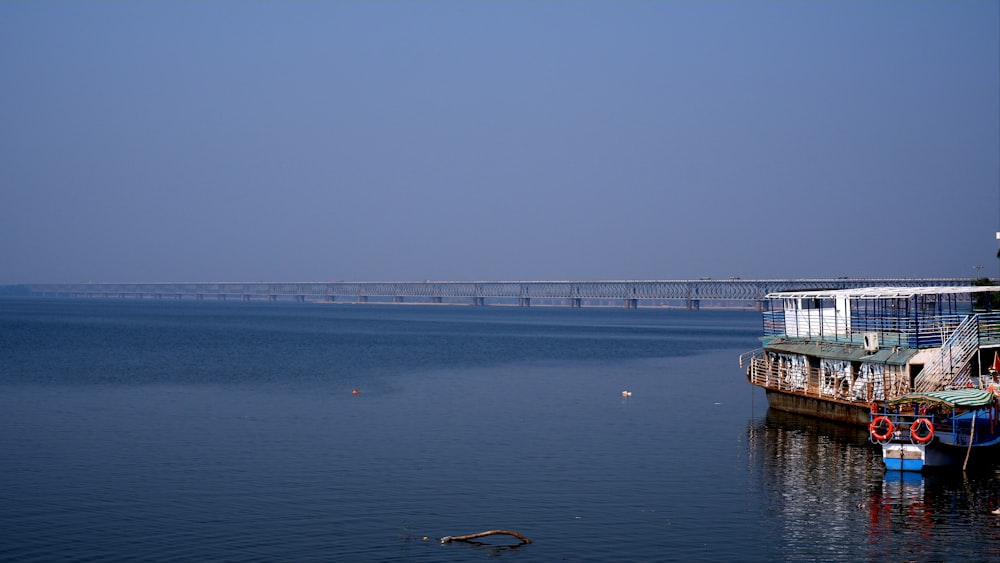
22 278 988 310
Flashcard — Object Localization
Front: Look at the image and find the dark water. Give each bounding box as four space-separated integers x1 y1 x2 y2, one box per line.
1 299 999 562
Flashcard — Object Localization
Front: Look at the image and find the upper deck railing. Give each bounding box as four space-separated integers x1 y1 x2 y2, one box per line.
762 311 1000 350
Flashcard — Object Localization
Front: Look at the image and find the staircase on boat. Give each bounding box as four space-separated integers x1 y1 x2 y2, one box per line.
913 315 980 392
914 314 1000 392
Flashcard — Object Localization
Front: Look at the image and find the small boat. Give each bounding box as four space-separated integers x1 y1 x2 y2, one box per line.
740 285 1000 426
869 387 1000 471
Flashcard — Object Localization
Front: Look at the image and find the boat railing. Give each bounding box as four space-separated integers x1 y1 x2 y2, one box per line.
980 313 1000 345
742 349 908 404
871 411 940 442
871 409 987 446
761 311 1000 350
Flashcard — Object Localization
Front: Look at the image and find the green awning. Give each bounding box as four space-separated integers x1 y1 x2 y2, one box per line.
888 388 998 408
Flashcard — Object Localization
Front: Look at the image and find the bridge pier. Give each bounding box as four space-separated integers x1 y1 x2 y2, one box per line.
473 297 485 306
687 299 700 310
570 298 582 308
393 296 404 303
432 296 442 304
519 298 531 307
625 298 638 309
358 295 368 304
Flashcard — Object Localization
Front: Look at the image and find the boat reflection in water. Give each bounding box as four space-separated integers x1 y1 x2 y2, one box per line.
867 471 931 540
747 409 1000 561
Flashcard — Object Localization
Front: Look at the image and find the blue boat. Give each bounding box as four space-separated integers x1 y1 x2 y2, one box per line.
870 388 1000 471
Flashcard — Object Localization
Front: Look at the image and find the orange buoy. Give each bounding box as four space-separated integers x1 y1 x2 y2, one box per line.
869 415 894 442
910 418 934 443
351 389 361 395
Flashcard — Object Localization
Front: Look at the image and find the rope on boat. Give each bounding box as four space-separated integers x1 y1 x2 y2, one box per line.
440 530 532 544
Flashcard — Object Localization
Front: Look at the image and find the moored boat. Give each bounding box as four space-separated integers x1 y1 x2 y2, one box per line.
740 286 1000 426
869 387 1000 471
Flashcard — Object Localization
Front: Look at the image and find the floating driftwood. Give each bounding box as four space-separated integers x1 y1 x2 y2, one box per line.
440 530 532 544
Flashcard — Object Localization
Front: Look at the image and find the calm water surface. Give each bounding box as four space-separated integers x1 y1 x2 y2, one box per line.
1 299 999 562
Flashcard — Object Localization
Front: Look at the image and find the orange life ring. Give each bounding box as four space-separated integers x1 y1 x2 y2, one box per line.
910 418 934 444
869 416 895 442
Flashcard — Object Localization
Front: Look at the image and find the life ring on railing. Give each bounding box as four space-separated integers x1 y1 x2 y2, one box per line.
869 416 895 442
910 418 934 444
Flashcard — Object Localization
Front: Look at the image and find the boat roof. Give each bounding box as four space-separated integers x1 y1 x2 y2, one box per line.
763 338 916 365
887 388 998 408
765 286 994 300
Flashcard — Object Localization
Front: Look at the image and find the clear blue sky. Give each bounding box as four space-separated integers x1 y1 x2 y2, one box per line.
2 1 998 283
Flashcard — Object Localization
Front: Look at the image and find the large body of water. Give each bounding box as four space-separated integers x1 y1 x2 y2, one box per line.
2 299 999 562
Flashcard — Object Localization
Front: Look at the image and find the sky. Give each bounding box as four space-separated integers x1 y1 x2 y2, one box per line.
1 1 998 284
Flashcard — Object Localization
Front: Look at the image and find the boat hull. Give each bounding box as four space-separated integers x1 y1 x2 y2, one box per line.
880 440 999 471
764 389 871 426
881 443 926 471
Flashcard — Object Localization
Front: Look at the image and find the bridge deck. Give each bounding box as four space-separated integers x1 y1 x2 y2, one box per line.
22 279 986 310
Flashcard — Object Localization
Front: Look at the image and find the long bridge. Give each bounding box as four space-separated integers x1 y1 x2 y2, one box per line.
21 278 990 310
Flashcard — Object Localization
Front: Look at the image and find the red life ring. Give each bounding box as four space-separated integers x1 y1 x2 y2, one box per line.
869 416 895 442
910 418 934 444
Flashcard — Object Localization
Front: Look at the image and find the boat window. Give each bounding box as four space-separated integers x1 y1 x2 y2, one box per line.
796 298 834 310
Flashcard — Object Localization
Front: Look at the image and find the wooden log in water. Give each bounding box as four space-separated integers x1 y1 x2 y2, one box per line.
440 530 531 544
